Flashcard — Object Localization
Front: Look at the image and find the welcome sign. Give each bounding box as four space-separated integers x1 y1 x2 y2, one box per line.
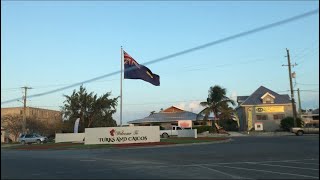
84 126 160 145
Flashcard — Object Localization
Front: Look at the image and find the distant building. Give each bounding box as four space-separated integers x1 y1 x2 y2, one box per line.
1 107 62 142
128 106 213 129
236 86 293 131
301 108 319 124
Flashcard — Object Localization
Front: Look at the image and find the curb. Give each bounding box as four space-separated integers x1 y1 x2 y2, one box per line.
115 138 233 150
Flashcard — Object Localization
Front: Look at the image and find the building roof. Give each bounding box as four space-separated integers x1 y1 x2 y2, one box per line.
312 108 319 115
237 96 249 104
128 106 213 124
240 86 291 106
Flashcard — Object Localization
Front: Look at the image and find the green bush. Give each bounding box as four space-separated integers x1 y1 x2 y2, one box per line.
280 117 304 131
193 126 216 133
219 119 239 131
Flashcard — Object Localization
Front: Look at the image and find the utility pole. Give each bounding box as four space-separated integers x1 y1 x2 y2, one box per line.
21 86 32 134
282 49 297 127
297 88 302 118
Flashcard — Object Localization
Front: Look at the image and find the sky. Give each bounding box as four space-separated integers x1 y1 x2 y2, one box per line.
1 1 319 125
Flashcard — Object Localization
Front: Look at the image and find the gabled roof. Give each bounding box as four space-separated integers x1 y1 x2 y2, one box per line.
261 92 275 99
240 86 291 106
237 96 249 103
162 106 184 113
128 107 213 124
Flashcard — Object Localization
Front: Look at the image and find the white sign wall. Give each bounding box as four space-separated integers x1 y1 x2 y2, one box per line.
84 126 160 145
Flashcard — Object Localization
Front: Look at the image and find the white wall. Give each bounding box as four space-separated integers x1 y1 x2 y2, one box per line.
85 126 160 145
55 133 85 143
178 129 197 138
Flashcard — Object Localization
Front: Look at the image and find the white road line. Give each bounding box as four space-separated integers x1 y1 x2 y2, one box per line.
283 161 320 165
175 158 319 167
208 164 319 179
195 165 250 179
246 162 319 171
80 159 96 162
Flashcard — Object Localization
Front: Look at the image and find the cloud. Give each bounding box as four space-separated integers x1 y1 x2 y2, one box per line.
173 101 203 113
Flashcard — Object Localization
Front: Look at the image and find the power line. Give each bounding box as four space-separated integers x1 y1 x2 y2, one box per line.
296 83 319 86
1 8 319 105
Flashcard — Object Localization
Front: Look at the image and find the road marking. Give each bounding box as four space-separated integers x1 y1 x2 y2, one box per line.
245 162 319 171
283 161 319 165
208 164 319 179
80 159 96 162
176 158 319 167
195 165 250 179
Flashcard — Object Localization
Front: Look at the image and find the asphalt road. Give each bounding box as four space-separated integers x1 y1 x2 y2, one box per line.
1 135 319 179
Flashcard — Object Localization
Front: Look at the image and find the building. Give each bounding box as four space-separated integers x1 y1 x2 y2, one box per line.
301 108 319 124
236 86 293 131
1 107 62 142
127 106 213 129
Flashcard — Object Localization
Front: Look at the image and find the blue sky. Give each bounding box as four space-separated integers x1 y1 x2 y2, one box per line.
1 1 319 125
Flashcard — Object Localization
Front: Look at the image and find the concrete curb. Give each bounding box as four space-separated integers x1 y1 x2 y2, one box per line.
117 138 233 150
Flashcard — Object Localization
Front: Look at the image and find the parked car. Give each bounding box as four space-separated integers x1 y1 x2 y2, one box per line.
290 123 319 136
18 133 48 145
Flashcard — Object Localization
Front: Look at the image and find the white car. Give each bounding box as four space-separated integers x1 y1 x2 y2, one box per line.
18 133 48 145
290 123 319 136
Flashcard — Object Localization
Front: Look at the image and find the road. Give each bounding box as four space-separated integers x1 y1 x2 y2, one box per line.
1 136 319 179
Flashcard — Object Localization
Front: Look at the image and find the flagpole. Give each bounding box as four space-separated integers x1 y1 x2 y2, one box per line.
120 46 123 127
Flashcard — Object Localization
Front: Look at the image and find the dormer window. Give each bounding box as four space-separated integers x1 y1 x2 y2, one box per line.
261 92 275 104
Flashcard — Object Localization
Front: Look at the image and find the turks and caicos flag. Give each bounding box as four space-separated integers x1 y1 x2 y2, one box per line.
123 51 160 86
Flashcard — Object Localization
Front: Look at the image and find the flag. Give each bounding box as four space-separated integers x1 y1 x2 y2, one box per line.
74 118 80 133
123 51 160 86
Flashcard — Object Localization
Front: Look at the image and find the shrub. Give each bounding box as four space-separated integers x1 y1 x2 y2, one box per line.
219 119 239 131
280 117 304 131
193 126 216 133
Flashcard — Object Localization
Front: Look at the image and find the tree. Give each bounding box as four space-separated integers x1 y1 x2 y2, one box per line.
197 85 235 128
61 86 118 133
150 111 156 116
280 117 304 131
1 115 23 142
26 115 63 137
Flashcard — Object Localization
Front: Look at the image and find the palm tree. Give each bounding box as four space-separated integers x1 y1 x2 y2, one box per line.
197 85 235 127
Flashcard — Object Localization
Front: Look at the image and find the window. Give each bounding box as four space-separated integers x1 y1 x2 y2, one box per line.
25 134 32 138
256 115 268 120
177 127 182 130
273 114 285 120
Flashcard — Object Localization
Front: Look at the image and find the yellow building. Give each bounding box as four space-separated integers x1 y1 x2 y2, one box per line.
236 86 293 131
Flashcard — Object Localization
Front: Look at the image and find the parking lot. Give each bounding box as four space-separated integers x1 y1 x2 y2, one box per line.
2 136 319 179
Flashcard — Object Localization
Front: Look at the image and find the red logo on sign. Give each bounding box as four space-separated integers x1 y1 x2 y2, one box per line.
109 129 115 136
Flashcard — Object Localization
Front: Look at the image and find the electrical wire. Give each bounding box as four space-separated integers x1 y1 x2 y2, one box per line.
1 9 319 105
